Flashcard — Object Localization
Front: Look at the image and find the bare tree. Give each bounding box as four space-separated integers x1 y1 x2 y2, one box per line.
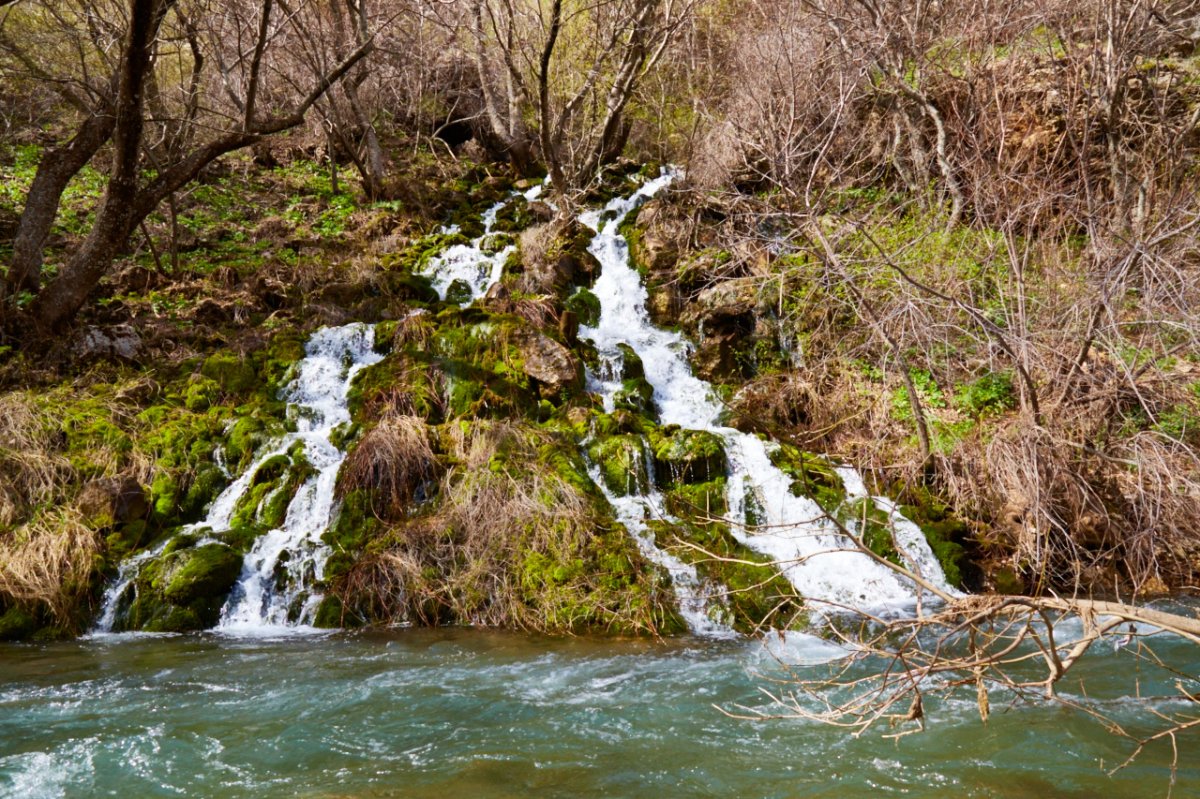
0 0 374 332
429 0 695 194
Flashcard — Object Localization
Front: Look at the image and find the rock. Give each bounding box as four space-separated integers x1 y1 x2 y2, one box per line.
76 325 143 362
192 297 234 324
513 329 582 391
76 477 149 529
528 201 555 223
123 541 243 632
559 310 579 346
526 219 601 294
160 544 243 606
616 343 644 380
650 428 728 487
685 280 758 328
314 281 368 306
630 199 684 272
646 282 680 326
484 281 511 301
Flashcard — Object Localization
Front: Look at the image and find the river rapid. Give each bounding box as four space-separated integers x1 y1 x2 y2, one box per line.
1 628 1197 798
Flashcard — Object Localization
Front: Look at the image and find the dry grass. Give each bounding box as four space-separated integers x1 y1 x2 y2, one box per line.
0 392 73 528
337 415 440 518
0 506 100 625
336 420 667 632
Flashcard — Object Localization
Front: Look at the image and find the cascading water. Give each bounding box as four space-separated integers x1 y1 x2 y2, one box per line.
422 183 545 304
218 323 383 632
579 171 957 613
584 441 736 638
93 323 383 635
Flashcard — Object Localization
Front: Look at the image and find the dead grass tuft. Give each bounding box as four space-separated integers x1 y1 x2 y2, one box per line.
337 415 440 518
336 420 668 632
0 506 101 625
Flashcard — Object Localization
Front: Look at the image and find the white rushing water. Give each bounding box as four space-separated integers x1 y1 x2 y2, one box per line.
422 183 545 304
93 323 383 635
579 171 957 613
218 323 383 633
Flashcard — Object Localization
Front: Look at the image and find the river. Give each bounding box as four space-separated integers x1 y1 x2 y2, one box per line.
1 628 1196 798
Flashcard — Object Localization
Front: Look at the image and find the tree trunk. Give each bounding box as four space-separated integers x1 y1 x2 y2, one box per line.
29 0 160 331
6 108 114 298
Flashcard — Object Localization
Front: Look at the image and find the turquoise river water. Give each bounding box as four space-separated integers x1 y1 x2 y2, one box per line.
1 628 1197 798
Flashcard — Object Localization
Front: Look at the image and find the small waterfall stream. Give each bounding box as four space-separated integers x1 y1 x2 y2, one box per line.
422 183 545 304
578 171 957 612
94 323 382 634
218 324 382 632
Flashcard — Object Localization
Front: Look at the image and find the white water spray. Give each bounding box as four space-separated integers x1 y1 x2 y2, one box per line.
579 171 957 613
422 183 545 304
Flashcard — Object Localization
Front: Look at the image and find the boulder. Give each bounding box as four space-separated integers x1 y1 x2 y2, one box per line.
76 325 143 362
650 428 728 487
513 329 582 391
77 477 148 529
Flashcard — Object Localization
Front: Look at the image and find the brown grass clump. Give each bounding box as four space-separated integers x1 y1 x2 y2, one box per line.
336 415 440 518
0 392 73 528
0 507 100 625
336 420 671 633
392 310 437 350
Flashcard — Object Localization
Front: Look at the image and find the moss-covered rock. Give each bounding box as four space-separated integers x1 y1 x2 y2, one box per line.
612 376 656 418
201 353 258 395
121 541 243 632
565 287 601 327
587 433 651 497
649 518 802 634
663 477 728 519
649 428 727 487
767 443 847 513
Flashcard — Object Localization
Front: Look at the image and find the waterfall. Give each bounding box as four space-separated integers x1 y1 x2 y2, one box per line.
421 183 545 304
92 323 383 635
579 171 957 613
217 323 383 633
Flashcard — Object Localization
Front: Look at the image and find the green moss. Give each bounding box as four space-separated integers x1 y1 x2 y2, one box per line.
0 605 38 641
480 233 515 255
184 377 220 411
161 543 243 605
612 376 656 418
201 353 258 395
615 343 644 380
565 287 601 327
767 443 847 512
843 498 901 566
664 478 728 519
490 197 534 233
897 486 971 589
384 231 470 274
649 428 727 487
